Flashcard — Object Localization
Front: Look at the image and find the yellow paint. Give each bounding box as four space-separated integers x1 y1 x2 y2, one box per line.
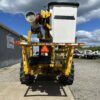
27 31 33 57
22 46 31 74
27 31 32 43
45 10 51 18
64 46 74 76
51 46 55 67
41 10 51 18
45 23 52 30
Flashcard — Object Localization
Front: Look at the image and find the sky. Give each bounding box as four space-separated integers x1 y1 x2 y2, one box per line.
0 0 100 46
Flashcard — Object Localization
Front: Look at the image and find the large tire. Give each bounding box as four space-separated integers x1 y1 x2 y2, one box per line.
59 63 74 86
20 61 34 86
20 62 25 84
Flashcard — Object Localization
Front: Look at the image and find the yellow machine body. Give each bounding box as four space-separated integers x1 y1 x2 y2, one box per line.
19 2 84 86
20 29 76 76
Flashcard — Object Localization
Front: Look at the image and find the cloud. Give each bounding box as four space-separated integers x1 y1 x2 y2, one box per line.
23 34 39 42
78 8 100 23
23 35 27 39
0 0 100 23
76 29 100 46
91 29 100 42
76 30 92 38
77 0 100 23
0 0 59 13
31 37 39 42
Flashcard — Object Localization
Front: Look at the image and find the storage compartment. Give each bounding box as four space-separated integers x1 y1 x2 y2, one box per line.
48 2 79 43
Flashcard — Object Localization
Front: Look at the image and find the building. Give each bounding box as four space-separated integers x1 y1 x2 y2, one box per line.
0 23 22 68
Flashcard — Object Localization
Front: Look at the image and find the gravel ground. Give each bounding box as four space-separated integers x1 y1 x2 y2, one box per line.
70 59 100 100
0 64 74 100
0 59 100 100
0 63 19 82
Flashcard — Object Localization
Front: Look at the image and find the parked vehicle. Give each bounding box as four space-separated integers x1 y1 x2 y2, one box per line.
94 51 100 58
83 50 97 59
74 50 84 58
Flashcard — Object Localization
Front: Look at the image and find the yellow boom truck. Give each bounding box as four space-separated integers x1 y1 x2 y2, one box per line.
19 2 83 86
